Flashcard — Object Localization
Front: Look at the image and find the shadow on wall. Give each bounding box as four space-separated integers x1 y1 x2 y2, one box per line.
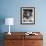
0 16 5 46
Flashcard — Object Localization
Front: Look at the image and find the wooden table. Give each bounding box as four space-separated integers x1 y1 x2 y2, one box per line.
4 32 43 46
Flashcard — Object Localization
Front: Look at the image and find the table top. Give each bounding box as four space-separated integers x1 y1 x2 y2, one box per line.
4 32 43 40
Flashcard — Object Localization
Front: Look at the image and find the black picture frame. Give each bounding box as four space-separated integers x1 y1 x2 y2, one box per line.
20 7 35 24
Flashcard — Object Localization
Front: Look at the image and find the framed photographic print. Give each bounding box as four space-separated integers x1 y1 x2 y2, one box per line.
21 7 35 24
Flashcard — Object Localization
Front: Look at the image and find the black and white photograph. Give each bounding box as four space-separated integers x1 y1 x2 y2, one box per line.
21 7 35 24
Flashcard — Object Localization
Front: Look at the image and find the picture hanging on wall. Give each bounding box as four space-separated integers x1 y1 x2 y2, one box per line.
20 7 35 24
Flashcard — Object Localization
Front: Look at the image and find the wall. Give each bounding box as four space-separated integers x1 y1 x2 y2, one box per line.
0 0 46 46
0 0 46 32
